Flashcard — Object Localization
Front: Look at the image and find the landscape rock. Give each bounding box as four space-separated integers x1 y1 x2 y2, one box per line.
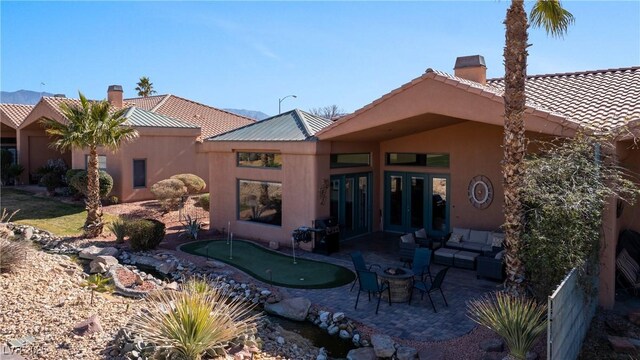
480 338 504 352
79 246 118 260
21 227 33 240
73 315 103 336
165 282 179 290
371 334 395 358
264 297 311 321
89 255 119 274
269 241 280 250
339 330 351 339
346 347 377 360
156 261 177 275
396 346 418 360
327 325 339 336
332 312 345 322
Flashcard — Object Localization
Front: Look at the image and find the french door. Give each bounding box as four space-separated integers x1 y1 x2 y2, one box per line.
330 173 371 239
384 172 449 237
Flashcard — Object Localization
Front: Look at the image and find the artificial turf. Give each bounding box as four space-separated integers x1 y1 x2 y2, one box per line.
180 240 355 289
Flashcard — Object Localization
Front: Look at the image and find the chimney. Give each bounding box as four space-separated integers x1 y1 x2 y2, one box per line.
454 55 487 85
107 85 123 108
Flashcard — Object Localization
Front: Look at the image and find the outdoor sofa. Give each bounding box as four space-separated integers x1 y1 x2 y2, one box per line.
434 227 504 271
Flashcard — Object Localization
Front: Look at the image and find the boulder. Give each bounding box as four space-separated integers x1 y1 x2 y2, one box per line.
327 325 339 336
264 297 311 321
73 315 103 336
79 246 119 260
339 330 351 339
396 346 418 360
371 334 395 358
346 347 376 360
89 256 119 274
480 338 504 352
319 311 330 324
332 312 345 322
21 227 33 241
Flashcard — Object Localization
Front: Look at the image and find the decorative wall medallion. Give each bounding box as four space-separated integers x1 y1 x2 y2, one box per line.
468 175 493 209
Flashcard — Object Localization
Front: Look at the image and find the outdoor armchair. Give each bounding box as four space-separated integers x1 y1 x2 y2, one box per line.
476 251 505 281
350 251 382 291
399 233 417 267
354 269 391 314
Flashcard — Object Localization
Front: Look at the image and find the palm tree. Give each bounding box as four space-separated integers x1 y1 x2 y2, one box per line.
135 76 156 97
41 92 138 237
502 0 573 296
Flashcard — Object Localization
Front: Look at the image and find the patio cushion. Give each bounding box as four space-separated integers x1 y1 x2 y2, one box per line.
455 251 479 262
490 233 505 247
446 241 463 250
415 228 427 239
617 249 639 284
449 233 462 243
400 233 415 244
468 230 489 244
452 227 470 241
461 242 485 252
481 245 494 253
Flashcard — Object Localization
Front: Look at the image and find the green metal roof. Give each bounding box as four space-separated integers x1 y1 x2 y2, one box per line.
123 107 199 129
207 109 332 141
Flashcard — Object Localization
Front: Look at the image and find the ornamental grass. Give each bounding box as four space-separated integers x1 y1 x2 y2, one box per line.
467 291 547 360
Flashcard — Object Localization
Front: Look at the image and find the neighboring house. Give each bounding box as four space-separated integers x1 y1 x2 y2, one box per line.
0 104 34 165
15 86 255 202
200 55 639 310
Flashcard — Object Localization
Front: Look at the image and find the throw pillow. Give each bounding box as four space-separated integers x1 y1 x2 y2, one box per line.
495 250 505 260
491 233 505 248
400 233 415 244
449 233 462 243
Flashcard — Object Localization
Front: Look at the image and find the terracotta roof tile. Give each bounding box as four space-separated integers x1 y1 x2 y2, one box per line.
0 104 35 128
131 95 255 140
124 95 167 111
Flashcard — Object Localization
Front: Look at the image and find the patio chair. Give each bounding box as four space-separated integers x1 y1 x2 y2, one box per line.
354 269 391 314
411 248 433 283
350 251 381 291
410 266 450 312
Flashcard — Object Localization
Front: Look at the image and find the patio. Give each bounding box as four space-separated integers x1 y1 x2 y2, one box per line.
277 232 500 342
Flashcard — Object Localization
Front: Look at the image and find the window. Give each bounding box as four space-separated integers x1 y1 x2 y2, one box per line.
386 153 449 168
133 159 146 188
85 155 107 170
237 152 282 168
238 180 282 226
330 153 371 168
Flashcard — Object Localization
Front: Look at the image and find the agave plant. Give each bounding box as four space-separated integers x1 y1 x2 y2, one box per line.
467 291 547 360
131 278 261 360
82 274 114 305
107 218 127 243
179 215 201 241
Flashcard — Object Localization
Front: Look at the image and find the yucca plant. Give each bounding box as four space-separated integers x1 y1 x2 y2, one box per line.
179 215 201 241
107 218 128 243
467 291 547 360
130 278 261 360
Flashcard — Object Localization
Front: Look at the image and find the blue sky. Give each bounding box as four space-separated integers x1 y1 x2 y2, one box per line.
2 1 639 116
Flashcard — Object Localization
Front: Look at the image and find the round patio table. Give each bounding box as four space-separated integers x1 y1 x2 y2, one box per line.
378 267 414 303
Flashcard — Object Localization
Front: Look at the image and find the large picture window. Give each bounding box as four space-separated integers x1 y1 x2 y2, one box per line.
238 180 282 226
133 159 146 188
237 152 282 168
330 153 371 168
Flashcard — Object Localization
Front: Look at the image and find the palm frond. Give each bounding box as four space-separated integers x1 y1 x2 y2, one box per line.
530 0 575 38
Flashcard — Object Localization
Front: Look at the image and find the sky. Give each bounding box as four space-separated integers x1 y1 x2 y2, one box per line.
1 1 639 116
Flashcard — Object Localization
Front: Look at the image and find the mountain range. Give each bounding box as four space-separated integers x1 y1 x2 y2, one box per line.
0 90 270 121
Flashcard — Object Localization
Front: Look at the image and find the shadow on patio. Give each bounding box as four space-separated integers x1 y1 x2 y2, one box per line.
279 232 501 341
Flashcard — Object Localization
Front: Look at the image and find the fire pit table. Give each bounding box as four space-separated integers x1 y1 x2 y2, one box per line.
378 267 414 303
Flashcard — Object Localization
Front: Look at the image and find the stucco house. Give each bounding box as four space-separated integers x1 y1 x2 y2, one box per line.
0 104 34 166
11 86 255 202
201 55 639 309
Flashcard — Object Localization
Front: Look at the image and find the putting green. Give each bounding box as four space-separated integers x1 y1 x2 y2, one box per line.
180 240 355 289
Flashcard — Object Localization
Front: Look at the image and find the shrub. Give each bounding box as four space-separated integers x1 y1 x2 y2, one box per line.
108 218 127 243
196 193 210 211
151 179 187 211
179 215 201 241
130 278 260 360
127 218 166 251
37 158 68 193
467 292 547 360
39 172 65 194
0 237 27 273
65 169 85 197
170 174 206 194
69 170 114 198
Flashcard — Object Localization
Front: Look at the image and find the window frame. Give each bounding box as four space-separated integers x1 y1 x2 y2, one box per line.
385 152 450 168
132 159 147 189
237 179 283 227
85 154 107 171
236 152 282 169
330 153 371 169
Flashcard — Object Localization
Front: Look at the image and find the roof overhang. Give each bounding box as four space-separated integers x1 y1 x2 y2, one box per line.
198 139 329 155
317 71 579 142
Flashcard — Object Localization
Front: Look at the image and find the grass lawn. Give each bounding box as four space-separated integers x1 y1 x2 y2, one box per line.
1 187 116 236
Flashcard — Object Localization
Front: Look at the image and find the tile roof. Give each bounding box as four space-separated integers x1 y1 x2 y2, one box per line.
208 109 333 142
123 107 199 129
126 94 255 139
488 67 640 132
0 104 34 128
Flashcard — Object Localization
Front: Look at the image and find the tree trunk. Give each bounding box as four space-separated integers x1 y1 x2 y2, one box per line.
502 0 528 296
84 145 103 237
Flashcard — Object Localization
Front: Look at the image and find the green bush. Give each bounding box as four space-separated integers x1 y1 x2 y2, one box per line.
69 170 114 198
65 169 85 196
196 194 210 211
467 292 547 360
36 159 68 193
151 179 187 211
130 278 260 360
108 218 127 243
127 218 166 251
1 149 24 184
170 174 206 194
39 172 65 194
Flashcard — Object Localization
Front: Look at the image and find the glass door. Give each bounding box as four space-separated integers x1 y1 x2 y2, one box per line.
330 173 372 239
384 172 449 236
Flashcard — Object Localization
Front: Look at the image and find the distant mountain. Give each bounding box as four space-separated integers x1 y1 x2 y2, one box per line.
224 108 270 121
0 90 56 105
